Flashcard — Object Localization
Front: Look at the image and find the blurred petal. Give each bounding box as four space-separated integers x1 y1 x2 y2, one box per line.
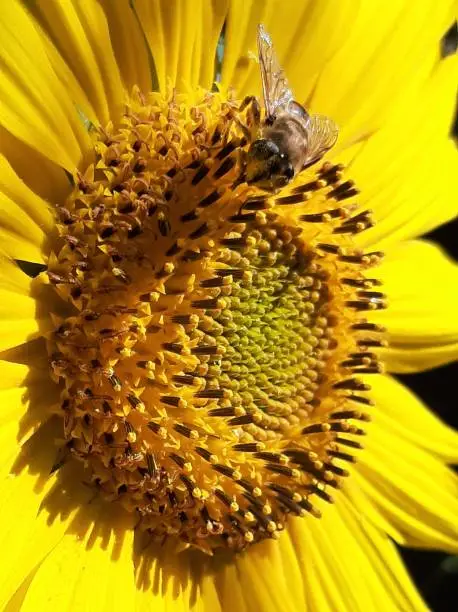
214 564 249 612
221 0 371 108
134 540 221 612
374 240 458 373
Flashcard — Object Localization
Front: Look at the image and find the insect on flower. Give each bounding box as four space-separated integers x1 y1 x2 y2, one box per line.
241 24 339 191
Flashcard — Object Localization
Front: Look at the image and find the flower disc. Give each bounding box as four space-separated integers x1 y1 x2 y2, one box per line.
46 89 386 552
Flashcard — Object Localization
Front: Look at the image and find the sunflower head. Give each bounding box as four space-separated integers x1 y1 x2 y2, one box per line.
1 2 458 611
43 87 387 553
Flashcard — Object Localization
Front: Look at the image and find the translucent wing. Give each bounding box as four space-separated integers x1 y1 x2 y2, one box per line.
257 24 294 119
303 115 339 167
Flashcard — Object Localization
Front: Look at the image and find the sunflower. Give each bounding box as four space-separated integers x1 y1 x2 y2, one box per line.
1 1 457 610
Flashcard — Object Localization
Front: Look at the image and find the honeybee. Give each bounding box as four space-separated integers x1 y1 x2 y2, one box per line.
244 24 338 190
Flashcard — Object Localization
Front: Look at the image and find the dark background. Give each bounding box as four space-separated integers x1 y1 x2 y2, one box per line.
401 22 457 608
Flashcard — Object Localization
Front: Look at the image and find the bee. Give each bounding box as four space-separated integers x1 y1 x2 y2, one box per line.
243 24 338 191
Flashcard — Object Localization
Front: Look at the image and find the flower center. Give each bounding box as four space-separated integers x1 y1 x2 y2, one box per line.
47 89 386 553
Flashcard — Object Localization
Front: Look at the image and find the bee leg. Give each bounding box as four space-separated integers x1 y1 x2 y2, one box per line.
247 97 261 129
238 95 257 112
231 115 252 143
238 95 261 130
232 149 247 189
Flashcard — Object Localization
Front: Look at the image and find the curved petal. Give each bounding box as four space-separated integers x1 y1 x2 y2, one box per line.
0 154 54 263
28 0 125 126
357 375 458 553
349 56 458 250
220 0 356 103
0 1 92 171
366 374 458 469
134 0 228 93
311 1 455 142
221 0 454 143
373 240 458 373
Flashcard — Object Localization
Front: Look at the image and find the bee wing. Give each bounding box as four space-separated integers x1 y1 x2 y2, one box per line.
303 114 339 167
257 24 294 119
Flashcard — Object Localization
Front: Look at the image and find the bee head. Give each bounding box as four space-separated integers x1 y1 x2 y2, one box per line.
245 139 294 190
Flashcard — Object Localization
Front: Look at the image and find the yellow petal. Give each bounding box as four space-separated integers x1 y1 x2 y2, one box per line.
0 360 30 391
312 1 455 142
0 154 54 263
0 294 42 351
0 154 54 232
0 258 48 352
0 254 38 296
357 376 458 552
0 420 69 609
134 539 215 612
0 125 71 207
0 358 58 466
0 337 49 367
100 0 153 94
0 363 32 471
30 9 98 122
134 0 229 93
2 570 37 612
221 0 360 108
374 240 458 373
29 0 125 125
190 572 222 612
0 1 92 171
367 374 458 467
214 563 248 612
350 56 458 250
289 494 427 612
221 1 454 144
19 505 137 612
0 358 57 489
218 535 303 612
0 453 95 610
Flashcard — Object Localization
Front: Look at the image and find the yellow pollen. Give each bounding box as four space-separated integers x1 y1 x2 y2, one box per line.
45 88 386 553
